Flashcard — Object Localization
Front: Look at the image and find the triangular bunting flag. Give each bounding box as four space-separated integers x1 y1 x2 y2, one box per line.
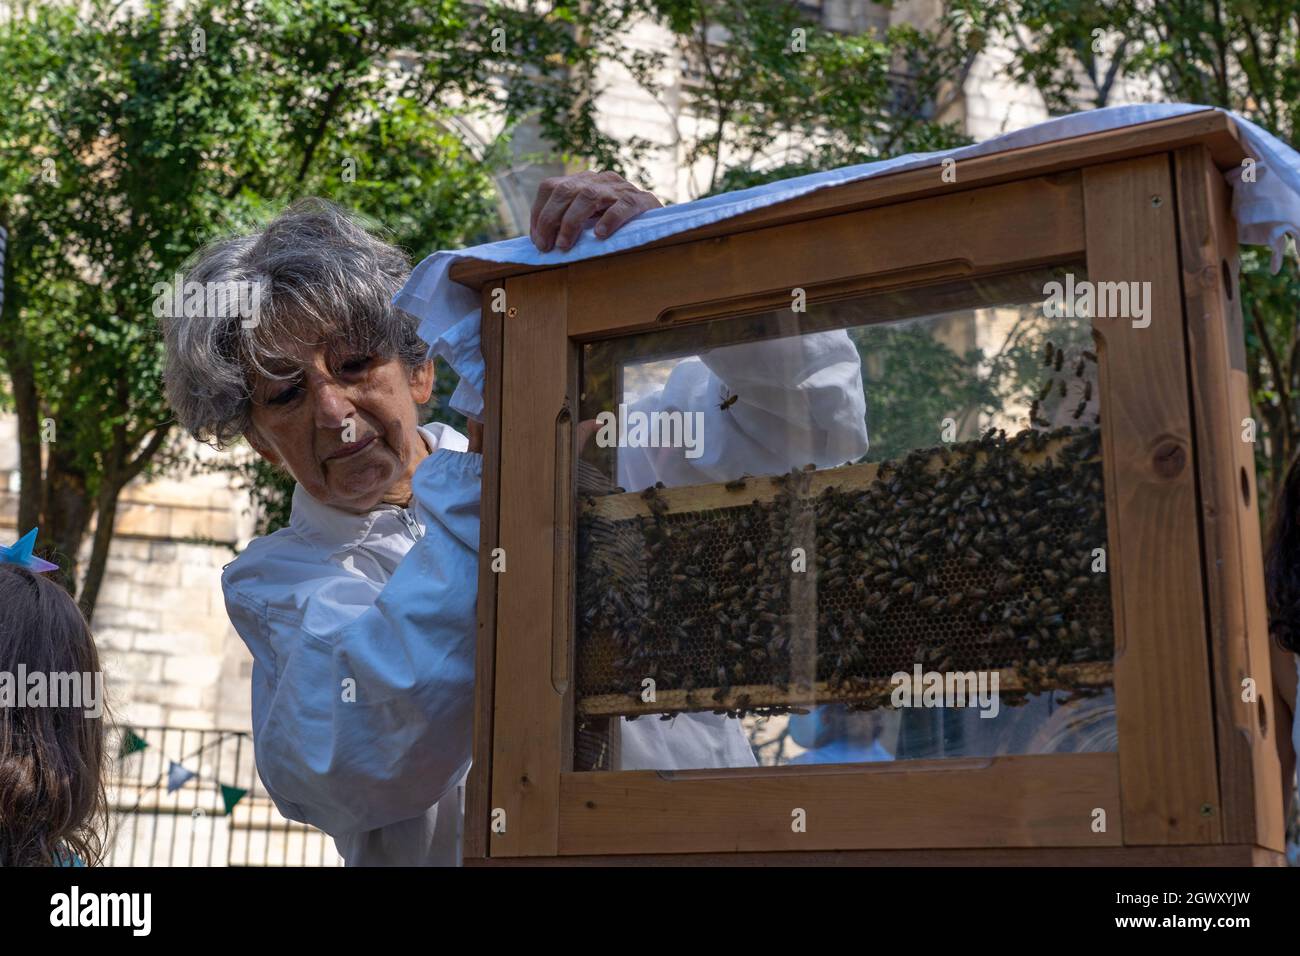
119 728 148 758
220 784 247 816
166 760 197 794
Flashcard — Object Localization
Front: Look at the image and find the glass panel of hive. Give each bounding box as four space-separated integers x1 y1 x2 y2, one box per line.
573 263 1115 771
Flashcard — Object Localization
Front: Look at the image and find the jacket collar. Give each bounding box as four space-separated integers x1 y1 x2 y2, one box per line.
287 423 461 556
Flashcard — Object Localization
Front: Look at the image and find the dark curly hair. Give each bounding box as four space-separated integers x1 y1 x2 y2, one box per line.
0 565 109 866
1264 451 1300 655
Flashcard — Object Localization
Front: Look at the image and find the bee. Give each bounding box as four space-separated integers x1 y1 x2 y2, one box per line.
1054 349 1064 372
725 477 746 491
1044 341 1055 366
1058 378 1067 398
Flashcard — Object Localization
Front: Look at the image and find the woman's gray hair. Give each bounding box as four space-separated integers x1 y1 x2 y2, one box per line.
161 198 427 447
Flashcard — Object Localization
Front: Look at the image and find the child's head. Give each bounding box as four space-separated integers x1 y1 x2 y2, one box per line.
0 565 108 866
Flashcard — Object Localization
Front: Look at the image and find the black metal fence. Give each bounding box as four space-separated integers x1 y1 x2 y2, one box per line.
108 725 341 867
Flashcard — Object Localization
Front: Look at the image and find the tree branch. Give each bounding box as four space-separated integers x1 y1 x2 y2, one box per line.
122 423 172 486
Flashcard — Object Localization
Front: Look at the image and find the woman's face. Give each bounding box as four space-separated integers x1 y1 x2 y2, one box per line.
245 340 435 513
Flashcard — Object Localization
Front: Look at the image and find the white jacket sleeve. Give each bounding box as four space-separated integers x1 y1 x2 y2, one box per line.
222 447 482 837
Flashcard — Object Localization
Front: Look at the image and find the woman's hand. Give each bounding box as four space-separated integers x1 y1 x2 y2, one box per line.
466 419 484 454
529 170 661 253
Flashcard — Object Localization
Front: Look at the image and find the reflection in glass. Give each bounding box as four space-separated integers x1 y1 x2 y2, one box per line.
574 265 1115 771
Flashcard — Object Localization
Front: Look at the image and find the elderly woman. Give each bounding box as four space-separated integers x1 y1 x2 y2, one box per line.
162 173 868 866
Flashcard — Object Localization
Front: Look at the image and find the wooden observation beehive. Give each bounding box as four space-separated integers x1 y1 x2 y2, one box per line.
462 111 1286 865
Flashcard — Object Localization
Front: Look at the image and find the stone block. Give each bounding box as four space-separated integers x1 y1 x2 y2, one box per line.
133 626 206 655
91 626 135 652
93 606 160 634
104 650 164 684
163 654 222 687
163 683 205 710
114 504 171 538
120 702 165 727
165 708 215 730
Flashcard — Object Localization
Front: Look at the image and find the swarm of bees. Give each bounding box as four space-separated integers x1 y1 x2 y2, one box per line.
576 353 1113 721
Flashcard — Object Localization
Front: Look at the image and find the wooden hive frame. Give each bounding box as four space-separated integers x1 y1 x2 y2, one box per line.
464 110 1288 865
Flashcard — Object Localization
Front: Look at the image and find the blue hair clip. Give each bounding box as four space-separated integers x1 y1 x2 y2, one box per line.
0 528 60 574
